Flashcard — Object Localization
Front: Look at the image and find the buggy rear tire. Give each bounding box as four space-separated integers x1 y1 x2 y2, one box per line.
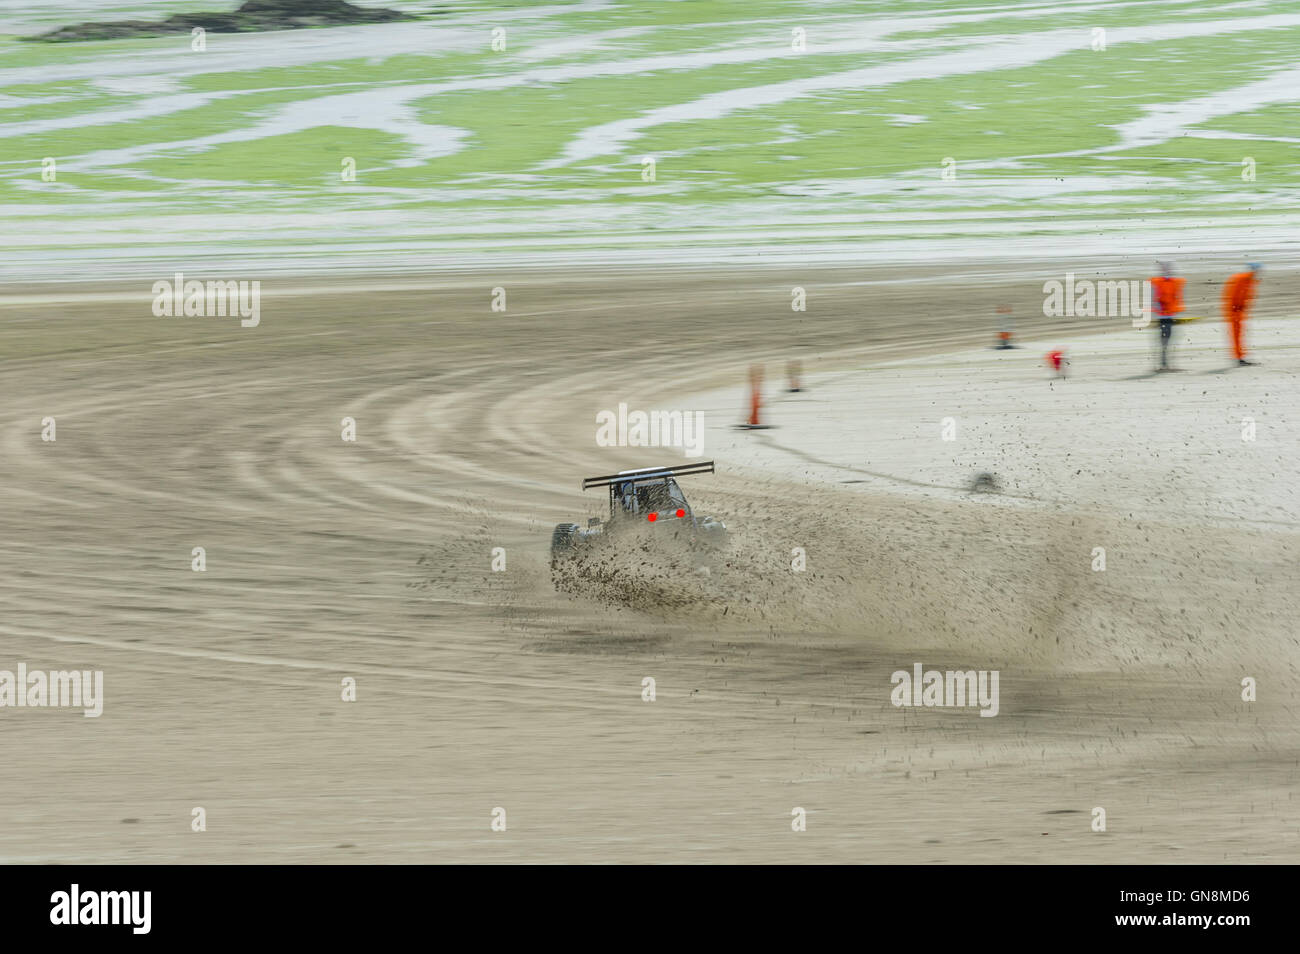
550 522 580 557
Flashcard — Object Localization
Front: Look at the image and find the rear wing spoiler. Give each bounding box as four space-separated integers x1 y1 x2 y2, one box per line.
582 460 714 490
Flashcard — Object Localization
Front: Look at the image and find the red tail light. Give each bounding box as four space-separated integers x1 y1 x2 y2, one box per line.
675 509 685 518
647 513 657 522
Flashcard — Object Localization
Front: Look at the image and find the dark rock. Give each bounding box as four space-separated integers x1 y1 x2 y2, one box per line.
29 0 414 42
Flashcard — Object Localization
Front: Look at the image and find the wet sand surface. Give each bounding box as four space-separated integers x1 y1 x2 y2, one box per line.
1 265 1296 862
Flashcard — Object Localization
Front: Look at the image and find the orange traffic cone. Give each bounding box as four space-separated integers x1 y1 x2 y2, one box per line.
736 364 774 429
995 306 1016 350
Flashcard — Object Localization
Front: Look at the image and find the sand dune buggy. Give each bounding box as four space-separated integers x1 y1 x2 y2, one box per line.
550 461 727 559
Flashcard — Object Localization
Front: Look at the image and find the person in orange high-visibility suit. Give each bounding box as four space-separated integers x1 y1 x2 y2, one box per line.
1223 263 1262 366
1150 262 1185 372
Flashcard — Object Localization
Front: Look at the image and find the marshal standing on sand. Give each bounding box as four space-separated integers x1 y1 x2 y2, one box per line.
1223 263 1262 366
1150 261 1185 372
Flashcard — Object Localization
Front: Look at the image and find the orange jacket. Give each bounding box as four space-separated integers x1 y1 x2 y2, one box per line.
1223 271 1257 317
1150 276 1184 317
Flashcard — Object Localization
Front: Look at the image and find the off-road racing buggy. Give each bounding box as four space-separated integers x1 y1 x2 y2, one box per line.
550 461 727 559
